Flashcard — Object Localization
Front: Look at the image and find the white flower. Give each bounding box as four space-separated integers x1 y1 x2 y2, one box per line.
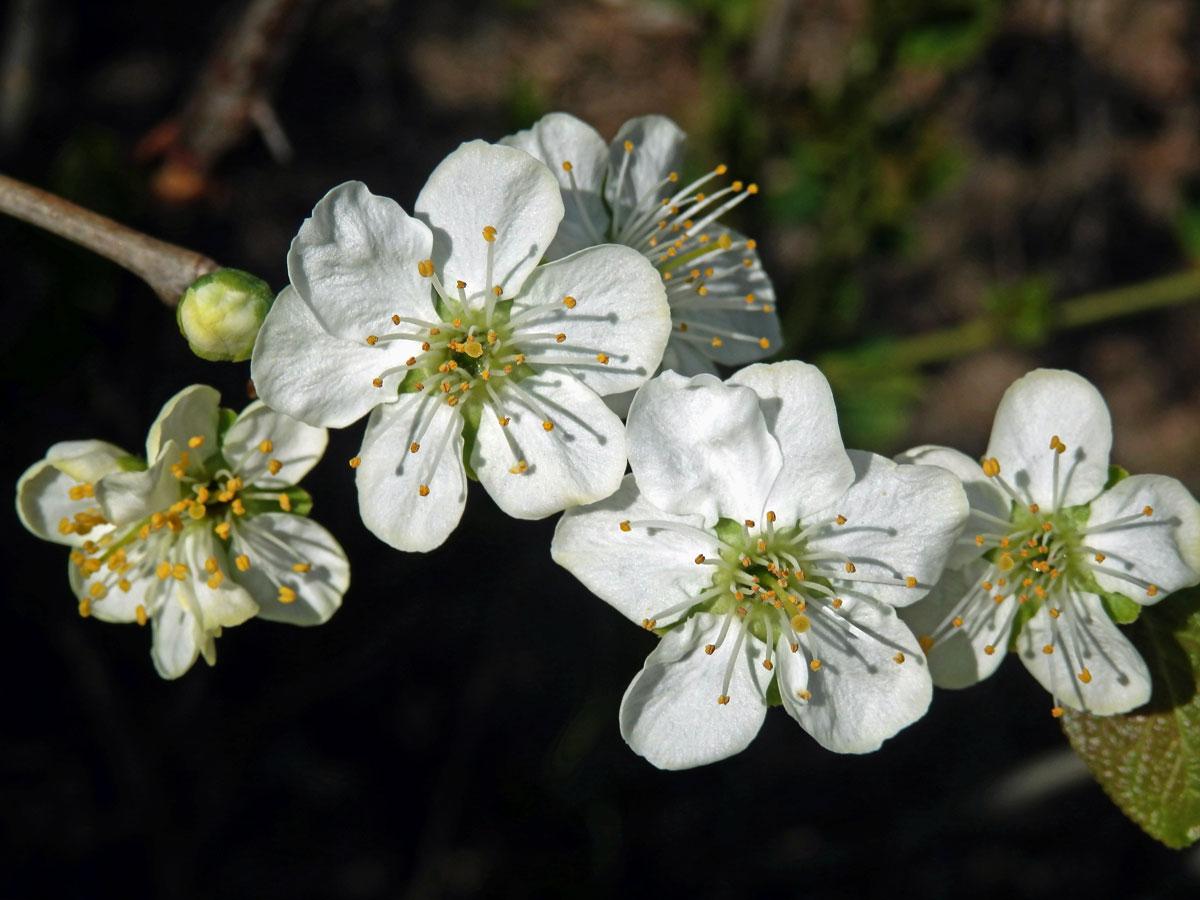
251 140 671 551
501 113 781 393
16 385 349 679
898 369 1200 716
551 361 968 769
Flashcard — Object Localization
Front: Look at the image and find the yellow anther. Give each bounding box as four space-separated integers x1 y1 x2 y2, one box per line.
619 520 632 532
1042 644 1054 655
278 586 297 604
704 644 716 655
58 518 76 535
918 635 935 652
623 140 633 153
207 572 224 589
78 598 91 618
372 377 384 388
984 645 996 655
215 522 231 540
89 581 106 599
292 562 312 573
258 439 274 454
641 618 657 630
836 515 847 525
156 561 171 579
1143 505 1154 517
1147 585 1159 597
418 259 434 277
457 281 467 290
493 285 503 296
135 605 148 626
894 652 906 664
482 225 497 242
118 579 131 593
172 563 189 581
349 456 362 468
694 554 706 565
981 458 1000 477
276 493 291 512
711 337 723 348
392 314 402 325
758 337 770 349
1050 707 1064 718
366 335 379 346
235 554 251 571
717 695 730 706
1049 607 1060 619
205 556 219 574
562 295 577 309
594 353 610 365
232 498 246 516
906 576 918 588
951 616 964 628
542 420 554 432
790 613 810 633
744 519 755 528
562 161 573 172
1029 503 1039 513
554 333 566 343
975 535 985 546
268 459 282 475
498 416 511 427
831 598 843 608
747 184 759 194
844 561 856 573
809 659 822 671
418 485 430 497
447 396 459 407
81 558 101 575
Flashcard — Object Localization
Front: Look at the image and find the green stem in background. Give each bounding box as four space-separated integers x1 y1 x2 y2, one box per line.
0 172 219 304
828 268 1200 371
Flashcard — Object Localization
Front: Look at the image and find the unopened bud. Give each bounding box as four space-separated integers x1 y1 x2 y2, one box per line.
177 269 274 362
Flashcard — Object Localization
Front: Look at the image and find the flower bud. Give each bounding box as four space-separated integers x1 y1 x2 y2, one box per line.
177 269 274 362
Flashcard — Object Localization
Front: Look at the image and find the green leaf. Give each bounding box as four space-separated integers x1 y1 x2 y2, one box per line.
1061 587 1200 848
1105 464 1130 491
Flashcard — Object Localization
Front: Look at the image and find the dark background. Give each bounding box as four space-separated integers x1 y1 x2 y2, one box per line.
3 0 1200 896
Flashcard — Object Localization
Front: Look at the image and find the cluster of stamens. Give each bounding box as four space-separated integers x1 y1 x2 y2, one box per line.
618 510 920 706
356 226 622 497
920 435 1158 716
560 140 774 355
64 433 313 622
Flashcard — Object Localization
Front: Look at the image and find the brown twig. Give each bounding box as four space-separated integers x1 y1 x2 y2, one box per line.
0 172 220 304
140 0 317 203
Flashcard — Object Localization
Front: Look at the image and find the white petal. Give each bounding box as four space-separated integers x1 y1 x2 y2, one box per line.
17 441 128 546
786 597 931 753
898 561 1016 688
70 539 167 624
150 591 203 679
181 527 258 632
146 385 220 472
627 371 782 526
727 360 854 526
986 368 1112 509
658 337 720 380
356 395 467 552
251 286 410 429
96 441 184 526
1017 593 1151 714
805 450 969 608
1087 474 1200 601
619 612 771 770
896 444 1011 568
472 371 626 519
607 116 686 223
510 245 670 397
415 141 563 308
499 112 610 258
230 513 348 625
287 181 435 341
223 400 328 488
667 228 781 367
551 475 720 627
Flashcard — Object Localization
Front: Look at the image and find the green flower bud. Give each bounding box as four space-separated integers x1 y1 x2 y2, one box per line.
177 269 274 362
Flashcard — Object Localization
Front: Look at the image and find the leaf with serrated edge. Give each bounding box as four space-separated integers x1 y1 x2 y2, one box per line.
1061 587 1200 848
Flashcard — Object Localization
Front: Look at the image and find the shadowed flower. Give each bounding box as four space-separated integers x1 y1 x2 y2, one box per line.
252 140 671 551
16 385 349 678
899 369 1200 716
502 113 780 401
552 362 967 769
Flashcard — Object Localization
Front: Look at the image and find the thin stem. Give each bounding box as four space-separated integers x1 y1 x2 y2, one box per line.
0 173 220 304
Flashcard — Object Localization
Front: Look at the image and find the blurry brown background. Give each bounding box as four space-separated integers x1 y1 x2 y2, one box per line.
2 0 1200 896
